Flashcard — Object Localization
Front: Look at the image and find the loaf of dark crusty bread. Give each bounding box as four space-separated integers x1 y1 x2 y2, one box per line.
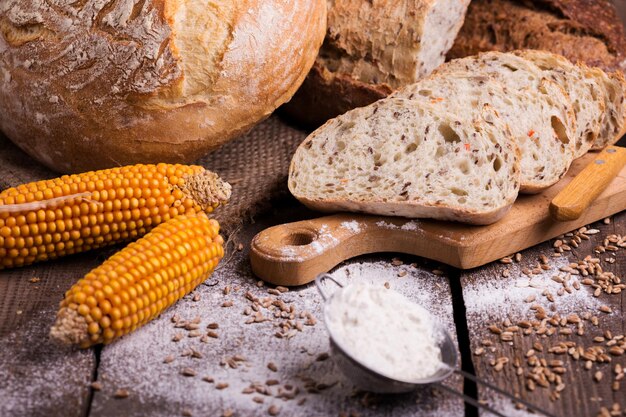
448 0 626 73
0 0 326 173
282 0 471 128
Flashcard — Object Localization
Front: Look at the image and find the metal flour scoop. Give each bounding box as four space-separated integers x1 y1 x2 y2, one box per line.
315 274 557 417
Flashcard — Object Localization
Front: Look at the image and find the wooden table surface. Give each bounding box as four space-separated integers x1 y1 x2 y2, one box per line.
1 130 625 417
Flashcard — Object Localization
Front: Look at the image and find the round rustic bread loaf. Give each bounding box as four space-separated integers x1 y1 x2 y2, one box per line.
0 0 326 173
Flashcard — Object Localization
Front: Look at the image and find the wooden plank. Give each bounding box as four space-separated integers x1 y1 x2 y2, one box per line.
89 202 464 417
0 252 102 417
460 211 626 416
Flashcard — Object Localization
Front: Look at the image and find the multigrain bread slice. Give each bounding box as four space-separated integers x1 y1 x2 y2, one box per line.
281 0 471 127
513 50 605 157
392 74 575 193
584 68 626 150
289 99 521 225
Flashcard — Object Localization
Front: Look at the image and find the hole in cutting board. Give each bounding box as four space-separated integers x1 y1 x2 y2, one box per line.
281 230 316 246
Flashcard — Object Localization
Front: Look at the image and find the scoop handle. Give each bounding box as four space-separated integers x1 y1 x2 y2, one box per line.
550 146 626 221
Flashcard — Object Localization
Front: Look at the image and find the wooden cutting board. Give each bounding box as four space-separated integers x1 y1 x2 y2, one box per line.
250 152 626 286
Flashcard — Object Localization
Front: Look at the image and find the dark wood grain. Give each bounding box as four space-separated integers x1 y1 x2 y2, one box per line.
461 211 626 417
88 203 464 417
0 252 101 417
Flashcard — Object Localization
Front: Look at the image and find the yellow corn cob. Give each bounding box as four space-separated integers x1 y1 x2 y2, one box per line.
0 163 231 269
50 213 224 348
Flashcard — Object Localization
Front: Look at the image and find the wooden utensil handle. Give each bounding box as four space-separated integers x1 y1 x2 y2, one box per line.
550 146 626 222
249 214 429 286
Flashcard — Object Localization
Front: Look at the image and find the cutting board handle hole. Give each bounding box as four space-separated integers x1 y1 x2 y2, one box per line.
281 230 316 246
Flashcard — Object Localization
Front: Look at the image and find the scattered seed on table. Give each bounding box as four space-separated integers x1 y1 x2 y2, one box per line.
222 301 234 307
223 409 234 417
594 371 603 382
268 405 280 416
599 305 613 314
267 362 278 372
216 383 229 390
181 368 196 377
182 408 193 417
114 389 129 399
207 331 219 338
384 282 390 289
164 355 175 364
90 381 102 391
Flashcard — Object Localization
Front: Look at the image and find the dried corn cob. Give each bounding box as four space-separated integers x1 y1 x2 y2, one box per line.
50 213 224 348
0 164 231 269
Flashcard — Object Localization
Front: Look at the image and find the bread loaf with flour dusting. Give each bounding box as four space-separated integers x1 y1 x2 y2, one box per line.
0 0 326 173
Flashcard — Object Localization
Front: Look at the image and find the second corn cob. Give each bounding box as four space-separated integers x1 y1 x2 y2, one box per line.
0 164 231 269
50 213 224 348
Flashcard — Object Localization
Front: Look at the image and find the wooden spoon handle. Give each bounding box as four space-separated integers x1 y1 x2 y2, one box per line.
249 214 429 286
550 146 626 222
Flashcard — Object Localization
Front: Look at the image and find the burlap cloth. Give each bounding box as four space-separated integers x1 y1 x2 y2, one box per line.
0 115 308 231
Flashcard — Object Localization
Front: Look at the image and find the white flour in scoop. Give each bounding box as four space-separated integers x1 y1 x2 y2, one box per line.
325 283 443 382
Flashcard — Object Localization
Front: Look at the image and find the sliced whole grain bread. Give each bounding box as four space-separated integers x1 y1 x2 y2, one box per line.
289 98 521 225
583 67 626 149
394 72 574 193
513 50 605 157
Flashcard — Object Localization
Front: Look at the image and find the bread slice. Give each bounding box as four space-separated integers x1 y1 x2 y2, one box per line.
394 72 574 193
513 50 605 158
584 68 626 149
289 98 521 225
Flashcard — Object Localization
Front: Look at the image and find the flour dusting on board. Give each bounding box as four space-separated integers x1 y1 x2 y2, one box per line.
375 220 398 229
375 220 420 231
340 221 361 233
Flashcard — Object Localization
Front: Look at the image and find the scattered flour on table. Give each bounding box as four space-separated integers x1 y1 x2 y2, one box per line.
90 255 461 417
326 283 443 381
463 257 601 319
0 308 94 416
